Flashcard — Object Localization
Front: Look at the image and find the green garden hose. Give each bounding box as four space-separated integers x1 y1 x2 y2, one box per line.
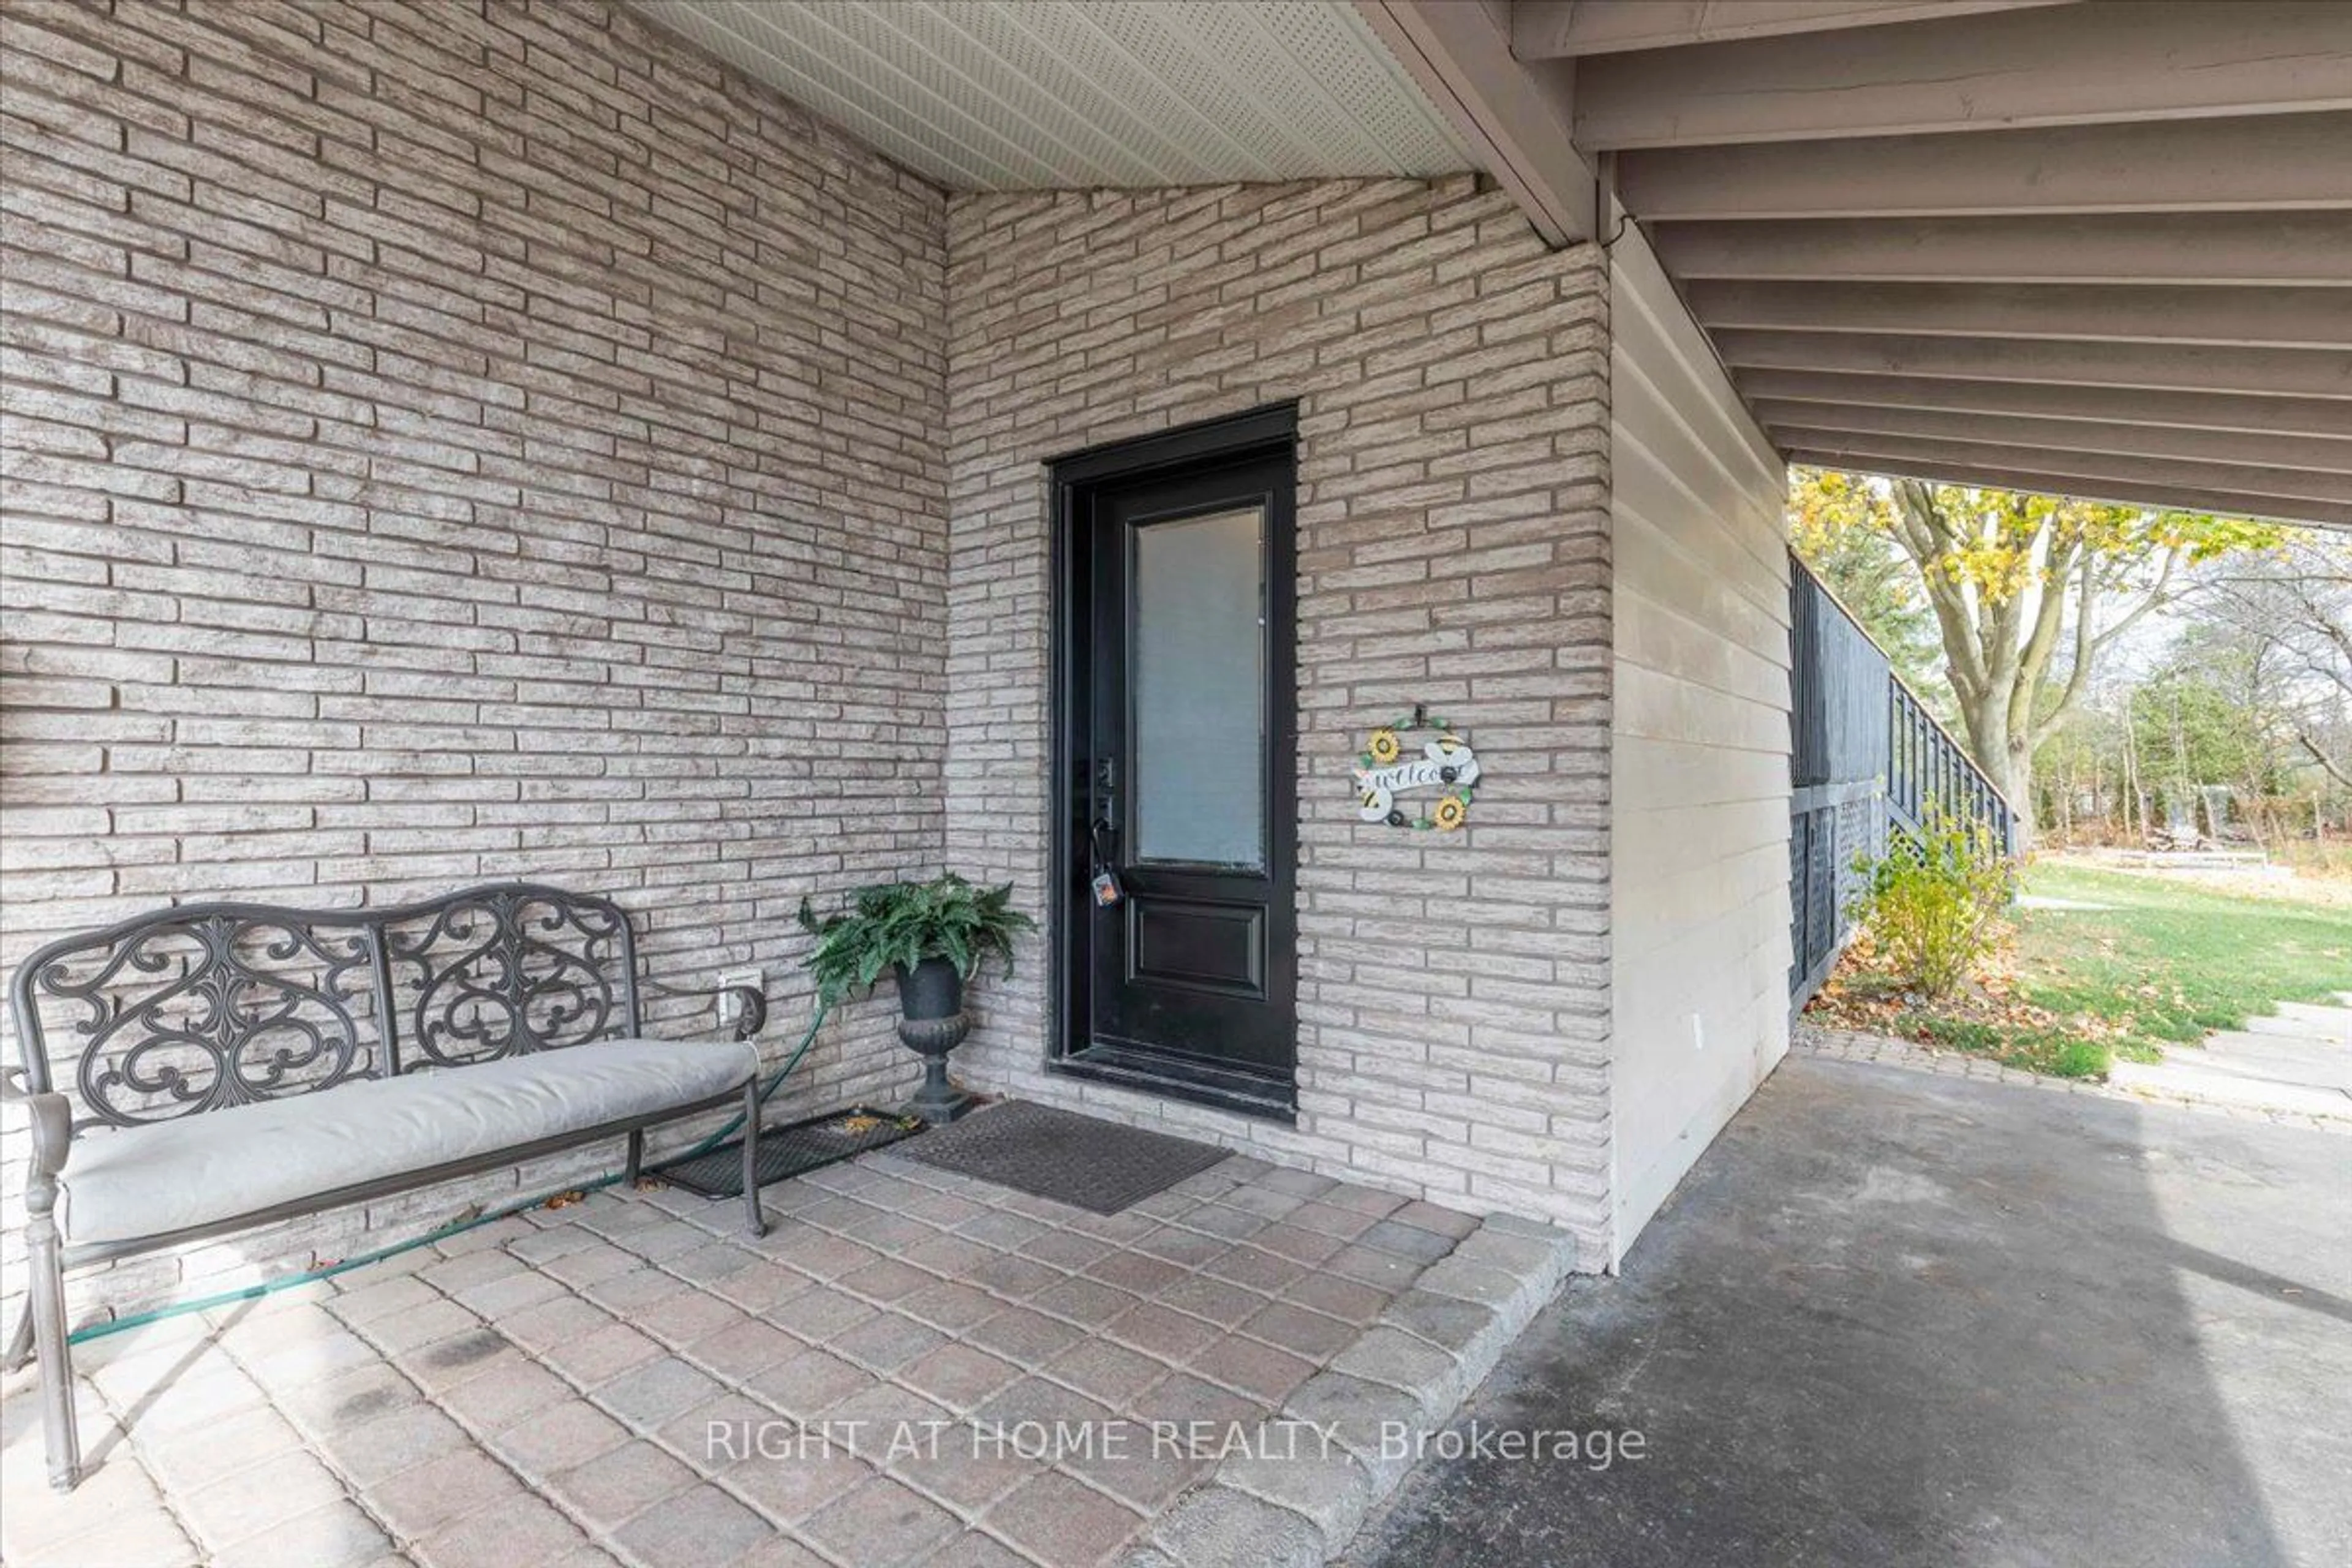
66 1003 830 1346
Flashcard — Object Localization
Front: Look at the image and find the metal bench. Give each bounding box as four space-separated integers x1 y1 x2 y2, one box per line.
1 882 769 1491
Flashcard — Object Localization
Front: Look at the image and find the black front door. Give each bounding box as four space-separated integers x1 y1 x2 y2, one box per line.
1053 409 1298 1119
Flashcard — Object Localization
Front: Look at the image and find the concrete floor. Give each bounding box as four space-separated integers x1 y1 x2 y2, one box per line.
1347 1054 2352 1568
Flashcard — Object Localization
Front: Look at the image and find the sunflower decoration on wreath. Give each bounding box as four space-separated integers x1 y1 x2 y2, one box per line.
1354 704 1479 832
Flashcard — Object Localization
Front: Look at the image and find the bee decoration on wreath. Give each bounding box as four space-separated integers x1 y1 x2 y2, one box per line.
1354 704 1479 832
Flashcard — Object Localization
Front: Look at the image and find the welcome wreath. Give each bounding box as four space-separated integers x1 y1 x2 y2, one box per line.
1353 707 1479 832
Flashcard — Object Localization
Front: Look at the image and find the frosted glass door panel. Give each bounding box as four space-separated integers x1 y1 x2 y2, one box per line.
1132 507 1265 869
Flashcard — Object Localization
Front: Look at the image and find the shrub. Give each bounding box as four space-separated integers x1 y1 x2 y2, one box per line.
1848 811 2015 1000
2048 1039 2109 1079
796 873 1036 1006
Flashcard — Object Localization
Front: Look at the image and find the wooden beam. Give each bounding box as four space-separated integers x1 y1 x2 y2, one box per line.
1714 330 2352 399
1733 369 2352 440
1776 430 2352 507
1613 114 2352 219
1572 2 2352 149
1510 0 2073 59
1653 213 2352 287
1751 401 2352 477
1687 281 2352 349
1357 1 1595 244
1781 451 2352 530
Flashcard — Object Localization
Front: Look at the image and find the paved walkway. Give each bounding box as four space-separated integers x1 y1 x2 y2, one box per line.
1346 1052 2352 1568
2108 999 2352 1123
1796 1021 2350 1134
1 1141 1570 1568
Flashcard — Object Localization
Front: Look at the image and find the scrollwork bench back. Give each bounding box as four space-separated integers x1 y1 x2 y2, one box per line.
10 883 685 1129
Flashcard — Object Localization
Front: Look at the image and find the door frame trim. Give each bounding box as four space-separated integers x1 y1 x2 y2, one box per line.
1046 404 1302 1123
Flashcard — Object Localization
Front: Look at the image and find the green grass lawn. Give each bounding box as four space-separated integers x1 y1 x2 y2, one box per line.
2016 862 2352 1047
1815 859 2352 1079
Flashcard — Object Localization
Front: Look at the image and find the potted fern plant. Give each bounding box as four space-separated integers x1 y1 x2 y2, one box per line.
796 874 1035 1123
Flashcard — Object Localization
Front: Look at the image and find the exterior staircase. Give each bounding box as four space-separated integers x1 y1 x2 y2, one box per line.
1787 554 2017 1008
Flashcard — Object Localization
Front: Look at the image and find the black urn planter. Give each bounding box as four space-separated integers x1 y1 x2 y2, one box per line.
894 957 978 1125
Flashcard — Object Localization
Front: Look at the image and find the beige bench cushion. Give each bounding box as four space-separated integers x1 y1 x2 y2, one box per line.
58 1038 759 1246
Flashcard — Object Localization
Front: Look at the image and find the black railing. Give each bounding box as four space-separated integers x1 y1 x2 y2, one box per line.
1887 680 2017 858
1788 553 2017 1007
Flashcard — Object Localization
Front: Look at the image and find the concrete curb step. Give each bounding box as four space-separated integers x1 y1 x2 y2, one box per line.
2243 1001 2352 1044
1114 1213 1575 1568
2109 1058 2352 1120
2198 1033 2352 1089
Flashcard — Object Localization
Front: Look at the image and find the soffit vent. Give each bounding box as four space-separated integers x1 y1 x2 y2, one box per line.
631 0 1473 191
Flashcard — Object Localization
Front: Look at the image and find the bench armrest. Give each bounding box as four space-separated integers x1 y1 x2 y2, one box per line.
642 978 767 1042
0 1066 72 1178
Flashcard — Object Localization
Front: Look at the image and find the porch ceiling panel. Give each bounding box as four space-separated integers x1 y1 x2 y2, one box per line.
630 1 1473 190
1511 0 2079 58
1712 330 2352 401
1777 451 2352 531
1747 402 2352 478
1562 1 2352 149
1771 430 2352 509
1652 214 2352 287
1733 371 2352 441
1371 0 2352 530
1684 282 2352 351
1613 115 2352 220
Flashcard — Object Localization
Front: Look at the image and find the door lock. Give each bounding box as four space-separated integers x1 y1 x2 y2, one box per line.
1088 818 1123 907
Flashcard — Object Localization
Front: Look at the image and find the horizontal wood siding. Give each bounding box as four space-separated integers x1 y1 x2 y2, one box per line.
1609 223 1792 1265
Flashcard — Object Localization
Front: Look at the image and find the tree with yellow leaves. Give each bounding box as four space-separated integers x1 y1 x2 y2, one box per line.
1790 468 2277 846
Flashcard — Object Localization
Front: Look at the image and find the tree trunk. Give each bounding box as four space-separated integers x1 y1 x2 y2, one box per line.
1996 739 2037 852
1957 689 2038 851
2123 714 2143 845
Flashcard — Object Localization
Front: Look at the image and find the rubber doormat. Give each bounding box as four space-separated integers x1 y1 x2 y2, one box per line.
654 1105 924 1199
899 1100 1227 1214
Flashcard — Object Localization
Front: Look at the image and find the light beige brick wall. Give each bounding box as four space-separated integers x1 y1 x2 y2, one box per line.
2 4 1621 1334
0 0 948 1325
942 182 1615 1256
